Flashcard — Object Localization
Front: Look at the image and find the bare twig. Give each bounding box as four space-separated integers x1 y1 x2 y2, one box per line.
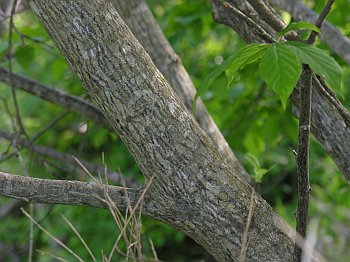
295 1 335 261
14 25 55 50
295 64 312 261
0 67 111 131
149 239 159 262
307 0 335 45
7 0 28 139
31 111 70 142
107 176 155 262
6 2 35 260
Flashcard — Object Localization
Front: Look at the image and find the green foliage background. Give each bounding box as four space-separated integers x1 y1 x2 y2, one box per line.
0 0 349 261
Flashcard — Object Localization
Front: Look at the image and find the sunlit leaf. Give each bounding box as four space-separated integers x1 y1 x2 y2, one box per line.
226 43 269 87
259 44 302 109
285 41 343 93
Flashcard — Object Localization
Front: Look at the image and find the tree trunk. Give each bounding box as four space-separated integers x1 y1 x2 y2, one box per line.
112 0 250 183
27 0 304 261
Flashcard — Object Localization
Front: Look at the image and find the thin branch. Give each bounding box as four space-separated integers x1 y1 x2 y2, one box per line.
14 25 55 50
295 64 312 261
0 130 140 188
0 172 141 210
0 67 111 131
7 2 35 261
307 0 335 45
31 111 71 142
295 1 335 261
7 0 27 137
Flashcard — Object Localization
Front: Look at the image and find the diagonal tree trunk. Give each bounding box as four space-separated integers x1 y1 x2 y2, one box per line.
25 0 305 260
112 0 251 183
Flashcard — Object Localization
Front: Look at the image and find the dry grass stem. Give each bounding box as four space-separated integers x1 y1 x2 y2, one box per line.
21 208 84 262
36 249 70 262
239 190 256 262
61 214 97 262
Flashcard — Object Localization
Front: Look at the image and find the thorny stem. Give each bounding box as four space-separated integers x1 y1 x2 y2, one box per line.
295 0 335 261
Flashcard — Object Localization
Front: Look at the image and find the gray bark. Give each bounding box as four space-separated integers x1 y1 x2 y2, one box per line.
0 172 141 209
112 0 250 183
23 0 304 260
211 0 350 182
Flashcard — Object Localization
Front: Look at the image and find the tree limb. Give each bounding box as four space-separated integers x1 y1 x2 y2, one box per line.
26 0 306 260
0 171 141 210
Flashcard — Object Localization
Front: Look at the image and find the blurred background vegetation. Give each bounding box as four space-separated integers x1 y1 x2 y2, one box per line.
0 0 349 261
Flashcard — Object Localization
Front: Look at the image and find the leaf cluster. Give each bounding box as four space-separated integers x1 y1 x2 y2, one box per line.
195 22 342 110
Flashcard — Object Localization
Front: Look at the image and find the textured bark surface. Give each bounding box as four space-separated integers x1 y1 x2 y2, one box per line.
27 0 301 260
0 172 140 209
211 0 350 182
112 0 250 183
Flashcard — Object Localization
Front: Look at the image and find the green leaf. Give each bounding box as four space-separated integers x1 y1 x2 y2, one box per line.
259 44 302 109
285 41 343 93
278 21 320 38
226 43 269 87
15 46 35 69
